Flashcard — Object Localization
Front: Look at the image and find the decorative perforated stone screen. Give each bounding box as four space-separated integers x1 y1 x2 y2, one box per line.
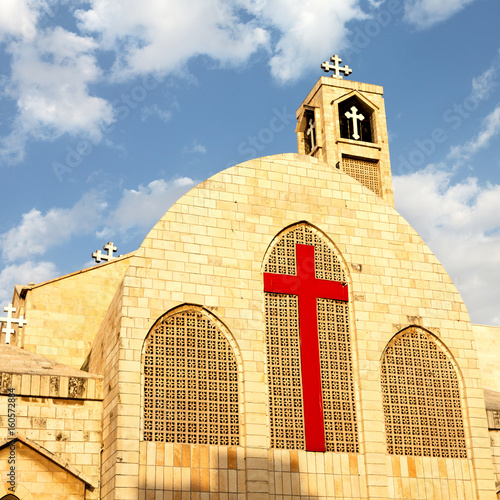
143 309 239 445
342 156 381 197
381 328 467 458
264 224 358 452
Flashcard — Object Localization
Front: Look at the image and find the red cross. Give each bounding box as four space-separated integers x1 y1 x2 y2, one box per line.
264 243 348 452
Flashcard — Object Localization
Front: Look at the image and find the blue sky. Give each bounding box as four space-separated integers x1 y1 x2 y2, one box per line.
1 0 499 326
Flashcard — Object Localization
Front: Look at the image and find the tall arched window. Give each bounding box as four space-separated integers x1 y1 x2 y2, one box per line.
143 307 239 446
263 223 358 453
381 326 466 458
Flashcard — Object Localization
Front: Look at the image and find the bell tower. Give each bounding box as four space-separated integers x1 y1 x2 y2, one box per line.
296 55 394 206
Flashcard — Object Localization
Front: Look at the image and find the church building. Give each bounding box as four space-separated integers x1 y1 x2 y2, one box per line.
2 56 500 499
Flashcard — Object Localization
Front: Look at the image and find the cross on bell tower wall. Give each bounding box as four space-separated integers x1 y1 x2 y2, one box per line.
296 74 394 207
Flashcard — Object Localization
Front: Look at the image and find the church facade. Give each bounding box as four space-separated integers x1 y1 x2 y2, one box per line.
2 68 500 499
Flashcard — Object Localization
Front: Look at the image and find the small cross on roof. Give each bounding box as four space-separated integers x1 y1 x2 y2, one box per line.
321 54 352 79
92 241 120 263
1 303 27 345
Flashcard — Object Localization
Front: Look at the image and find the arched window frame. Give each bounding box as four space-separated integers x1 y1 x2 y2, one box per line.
141 304 243 446
381 326 468 458
262 221 359 453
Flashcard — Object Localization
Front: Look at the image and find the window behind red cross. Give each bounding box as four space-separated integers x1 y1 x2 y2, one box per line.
264 224 358 453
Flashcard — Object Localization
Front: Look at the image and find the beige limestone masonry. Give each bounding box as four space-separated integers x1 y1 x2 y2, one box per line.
0 441 85 499
0 345 103 499
9 255 132 369
472 324 500 494
0 393 102 499
473 325 500 393
81 153 496 499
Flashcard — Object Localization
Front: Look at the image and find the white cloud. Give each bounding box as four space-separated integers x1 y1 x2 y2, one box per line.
107 177 198 234
449 104 500 161
0 26 114 163
0 176 197 267
141 104 173 123
0 191 107 262
471 59 500 101
76 0 269 81
0 0 40 42
403 0 477 29
394 166 500 326
75 0 369 84
191 143 207 154
239 0 366 83
184 140 207 155
0 261 58 304
0 0 483 162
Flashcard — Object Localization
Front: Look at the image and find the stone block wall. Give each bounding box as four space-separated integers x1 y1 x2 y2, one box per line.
9 256 131 369
100 154 496 498
0 442 86 499
0 370 103 498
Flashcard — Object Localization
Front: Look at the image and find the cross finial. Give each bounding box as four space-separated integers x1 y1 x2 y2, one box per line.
321 54 352 79
92 241 120 263
1 303 27 344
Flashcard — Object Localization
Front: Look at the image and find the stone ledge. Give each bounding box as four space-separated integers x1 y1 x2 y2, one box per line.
0 345 103 400
0 371 103 400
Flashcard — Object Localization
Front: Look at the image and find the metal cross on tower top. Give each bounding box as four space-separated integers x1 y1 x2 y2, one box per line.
1 303 27 344
321 54 352 79
92 242 120 263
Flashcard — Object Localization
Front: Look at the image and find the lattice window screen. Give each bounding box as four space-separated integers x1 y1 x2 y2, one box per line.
264 224 358 452
265 225 345 282
381 327 466 458
318 298 357 453
266 293 304 449
143 309 239 445
342 156 381 196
